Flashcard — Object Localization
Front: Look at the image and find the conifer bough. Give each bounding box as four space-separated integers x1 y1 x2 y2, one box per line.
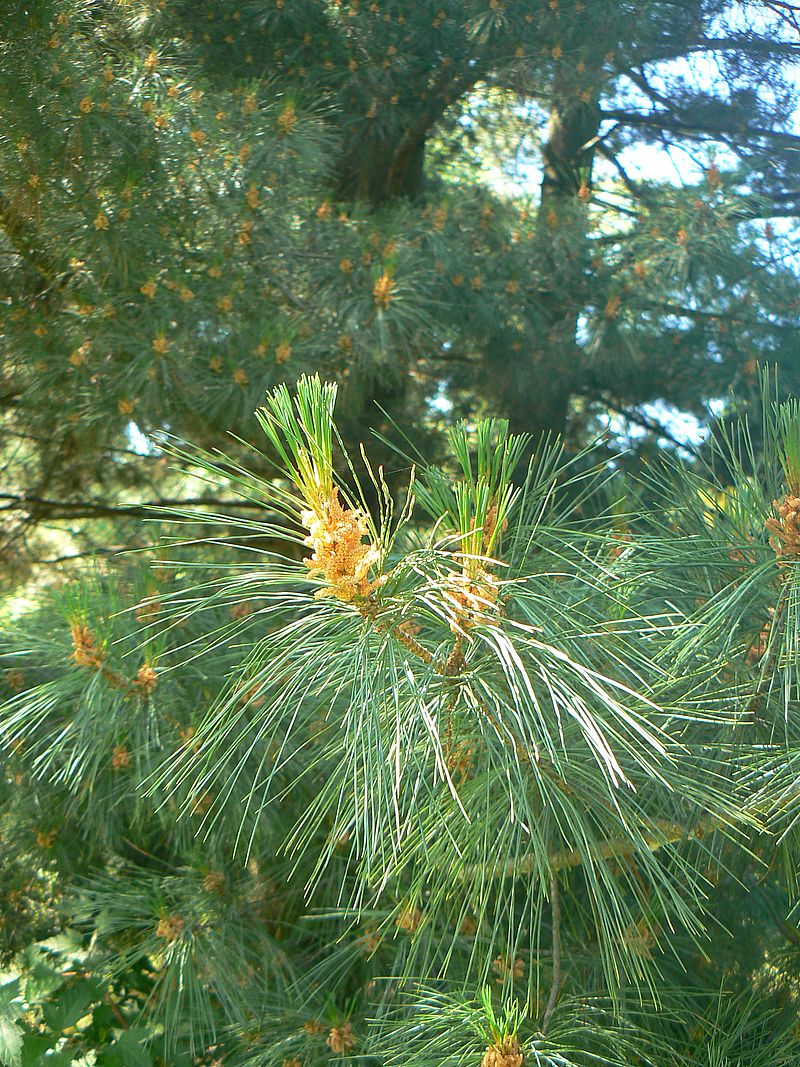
4 374 800 1064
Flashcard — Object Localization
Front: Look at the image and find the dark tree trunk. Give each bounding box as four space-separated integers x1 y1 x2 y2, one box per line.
334 131 427 204
0 190 66 297
333 67 481 205
494 86 600 438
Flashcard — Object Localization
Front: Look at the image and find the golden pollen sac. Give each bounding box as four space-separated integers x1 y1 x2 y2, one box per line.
203 870 225 894
326 1022 356 1054
111 744 131 770
395 903 422 933
372 272 395 308
766 494 800 561
302 488 381 602
155 915 184 942
133 664 158 695
70 623 104 669
482 1035 523 1067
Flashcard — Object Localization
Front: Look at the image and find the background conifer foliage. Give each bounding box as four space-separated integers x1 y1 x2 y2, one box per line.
2 0 800 568
2 2 800 1066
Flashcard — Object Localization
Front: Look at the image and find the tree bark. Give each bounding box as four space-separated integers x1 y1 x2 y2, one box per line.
492 84 601 438
333 67 482 205
0 190 66 296
334 131 427 204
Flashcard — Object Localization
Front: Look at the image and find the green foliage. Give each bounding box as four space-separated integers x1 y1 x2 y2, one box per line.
0 932 170 1067
2 1 800 1062
3 378 800 1063
2 0 800 574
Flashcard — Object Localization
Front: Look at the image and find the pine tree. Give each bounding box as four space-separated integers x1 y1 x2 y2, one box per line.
2 3 800 1063
2 1 800 572
3 372 800 1065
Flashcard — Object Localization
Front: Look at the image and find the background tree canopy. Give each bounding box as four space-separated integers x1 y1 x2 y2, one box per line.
2 0 800 574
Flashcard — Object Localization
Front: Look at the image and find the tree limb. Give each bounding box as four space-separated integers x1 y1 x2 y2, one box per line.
603 108 800 151
0 492 273 521
541 872 562 1034
485 815 727 883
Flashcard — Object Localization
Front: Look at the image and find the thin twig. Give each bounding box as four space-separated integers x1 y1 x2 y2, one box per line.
745 580 790 725
604 400 703 458
461 813 728 881
27 546 128 565
541 872 562 1034
0 492 275 519
361 601 576 797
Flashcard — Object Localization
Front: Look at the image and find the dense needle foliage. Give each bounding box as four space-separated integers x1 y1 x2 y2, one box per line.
2 2 800 1065
2 374 800 1065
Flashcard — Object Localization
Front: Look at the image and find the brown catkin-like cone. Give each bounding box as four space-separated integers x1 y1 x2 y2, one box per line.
303 488 383 602
766 494 800 561
203 870 225 894
111 745 131 770
395 904 422 933
482 1035 524 1067
326 1021 356 1054
133 664 158 695
70 623 104 669
155 915 184 942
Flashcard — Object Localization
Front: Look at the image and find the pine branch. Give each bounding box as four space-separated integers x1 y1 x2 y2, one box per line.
603 108 800 151
0 428 168 462
470 815 727 882
632 35 800 64
600 401 703 458
541 872 562 1034
0 492 277 520
690 35 800 55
